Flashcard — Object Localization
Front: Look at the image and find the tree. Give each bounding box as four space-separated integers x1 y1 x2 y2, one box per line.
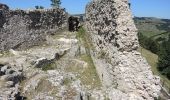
35 6 39 9
35 6 44 9
158 34 170 79
39 6 44 9
51 0 61 8
147 38 159 54
137 32 159 54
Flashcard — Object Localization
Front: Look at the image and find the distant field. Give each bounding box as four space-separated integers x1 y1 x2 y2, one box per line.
138 47 170 88
134 17 170 41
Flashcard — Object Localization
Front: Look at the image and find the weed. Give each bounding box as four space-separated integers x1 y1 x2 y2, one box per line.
63 78 71 86
41 62 56 71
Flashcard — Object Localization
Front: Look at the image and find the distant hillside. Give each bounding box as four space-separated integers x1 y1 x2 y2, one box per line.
71 15 170 42
134 17 170 42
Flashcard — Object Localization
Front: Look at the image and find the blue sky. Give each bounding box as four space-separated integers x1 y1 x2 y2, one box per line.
0 0 170 19
130 0 170 19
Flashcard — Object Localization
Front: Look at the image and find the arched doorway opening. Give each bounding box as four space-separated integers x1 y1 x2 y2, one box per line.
68 16 80 32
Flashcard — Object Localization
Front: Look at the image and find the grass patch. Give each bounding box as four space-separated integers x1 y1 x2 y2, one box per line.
138 46 158 70
63 78 71 86
79 54 101 89
65 26 102 89
77 26 101 89
138 46 170 88
76 26 94 50
41 62 57 71
65 54 101 90
0 51 13 57
76 26 86 39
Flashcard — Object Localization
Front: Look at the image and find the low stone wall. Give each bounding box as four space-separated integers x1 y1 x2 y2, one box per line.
86 0 161 99
0 8 68 51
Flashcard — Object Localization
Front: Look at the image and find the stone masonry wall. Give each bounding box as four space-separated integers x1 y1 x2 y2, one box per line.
86 0 161 99
0 8 68 51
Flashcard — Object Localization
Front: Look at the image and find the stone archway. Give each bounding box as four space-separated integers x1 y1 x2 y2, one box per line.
68 16 80 32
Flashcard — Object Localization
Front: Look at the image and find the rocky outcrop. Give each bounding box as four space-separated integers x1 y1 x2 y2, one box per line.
0 64 24 100
85 0 161 99
0 31 104 99
0 8 68 51
0 3 9 10
0 0 163 99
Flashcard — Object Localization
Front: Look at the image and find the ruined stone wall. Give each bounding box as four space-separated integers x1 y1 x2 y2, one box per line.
85 0 161 99
0 9 68 51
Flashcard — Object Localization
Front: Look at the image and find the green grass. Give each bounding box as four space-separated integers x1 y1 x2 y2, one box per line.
79 54 101 89
65 26 102 89
0 51 13 57
138 46 170 88
135 17 170 41
63 78 71 86
78 27 101 89
65 54 102 89
41 61 56 71
76 26 86 39
76 26 94 50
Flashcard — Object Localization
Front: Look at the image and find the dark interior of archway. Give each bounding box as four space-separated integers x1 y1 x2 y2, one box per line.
68 16 80 32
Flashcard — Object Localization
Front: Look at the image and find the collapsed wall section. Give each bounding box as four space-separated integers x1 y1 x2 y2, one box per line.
0 8 68 51
85 0 161 99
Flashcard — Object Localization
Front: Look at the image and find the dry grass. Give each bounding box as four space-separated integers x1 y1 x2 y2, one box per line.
65 27 101 90
77 27 101 89
79 54 102 89
65 54 101 90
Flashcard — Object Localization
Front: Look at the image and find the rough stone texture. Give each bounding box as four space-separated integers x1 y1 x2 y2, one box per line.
0 30 108 99
0 64 24 100
85 0 161 99
0 1 163 99
0 3 9 10
0 32 82 100
0 8 68 51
